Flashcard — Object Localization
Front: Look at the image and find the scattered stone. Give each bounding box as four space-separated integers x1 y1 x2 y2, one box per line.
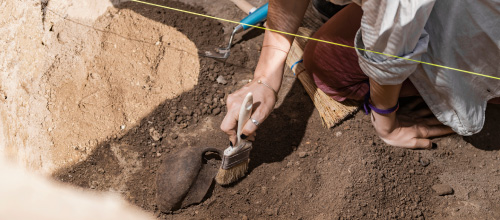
298 152 307 158
420 158 430 167
149 128 161 141
368 140 375 146
98 168 105 174
216 75 227 85
335 131 342 137
286 161 293 167
171 133 178 139
432 184 454 196
241 215 248 220
120 124 126 130
212 107 221 115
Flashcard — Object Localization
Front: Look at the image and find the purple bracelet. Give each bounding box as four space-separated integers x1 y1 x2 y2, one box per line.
363 92 399 115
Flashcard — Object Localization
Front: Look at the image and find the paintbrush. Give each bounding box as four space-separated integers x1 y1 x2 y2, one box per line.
215 92 253 185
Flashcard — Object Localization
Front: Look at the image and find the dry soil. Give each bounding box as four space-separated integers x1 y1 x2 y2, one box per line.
52 1 500 219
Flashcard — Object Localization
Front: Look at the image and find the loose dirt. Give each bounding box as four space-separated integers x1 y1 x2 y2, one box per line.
53 1 500 219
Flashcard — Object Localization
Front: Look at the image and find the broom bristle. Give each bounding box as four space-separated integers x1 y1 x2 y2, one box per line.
215 159 249 185
286 27 359 128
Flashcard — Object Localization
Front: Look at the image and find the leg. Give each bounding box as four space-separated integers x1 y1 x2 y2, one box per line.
303 3 419 101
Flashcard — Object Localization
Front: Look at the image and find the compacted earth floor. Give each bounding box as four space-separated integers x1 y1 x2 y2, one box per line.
54 0 500 219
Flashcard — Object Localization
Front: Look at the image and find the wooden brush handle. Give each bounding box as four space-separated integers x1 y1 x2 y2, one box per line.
230 0 256 14
236 92 253 145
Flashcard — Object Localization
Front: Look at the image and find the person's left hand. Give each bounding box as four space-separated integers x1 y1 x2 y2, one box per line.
371 98 455 149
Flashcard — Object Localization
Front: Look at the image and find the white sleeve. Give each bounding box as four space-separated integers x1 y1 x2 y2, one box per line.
355 0 435 85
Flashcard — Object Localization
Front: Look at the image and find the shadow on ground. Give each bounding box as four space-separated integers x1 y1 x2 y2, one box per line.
53 0 314 214
463 104 500 151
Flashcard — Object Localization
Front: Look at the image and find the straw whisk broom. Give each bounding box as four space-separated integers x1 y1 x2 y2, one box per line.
286 27 358 128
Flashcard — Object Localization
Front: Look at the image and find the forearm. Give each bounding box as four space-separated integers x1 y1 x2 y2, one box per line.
253 0 309 91
369 78 402 133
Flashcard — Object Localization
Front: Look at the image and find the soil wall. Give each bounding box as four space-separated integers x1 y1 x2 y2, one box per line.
0 0 199 174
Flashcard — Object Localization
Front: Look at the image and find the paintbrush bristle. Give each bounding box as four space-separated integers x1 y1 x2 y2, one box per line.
215 159 249 185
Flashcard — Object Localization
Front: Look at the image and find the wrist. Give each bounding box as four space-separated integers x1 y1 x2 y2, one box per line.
371 111 398 136
253 51 285 93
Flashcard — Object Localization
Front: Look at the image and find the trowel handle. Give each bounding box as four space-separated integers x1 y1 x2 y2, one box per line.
236 93 253 145
239 2 268 30
230 0 256 14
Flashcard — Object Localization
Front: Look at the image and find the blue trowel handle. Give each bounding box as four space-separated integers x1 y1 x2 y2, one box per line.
239 2 268 30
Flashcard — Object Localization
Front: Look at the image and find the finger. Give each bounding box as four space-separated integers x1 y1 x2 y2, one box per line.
240 111 266 140
412 108 433 118
423 125 454 138
246 133 256 142
410 138 432 149
240 117 259 140
401 98 424 112
220 109 239 145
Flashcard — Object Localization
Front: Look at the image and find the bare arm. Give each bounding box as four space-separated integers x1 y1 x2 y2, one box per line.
221 0 310 145
254 0 310 91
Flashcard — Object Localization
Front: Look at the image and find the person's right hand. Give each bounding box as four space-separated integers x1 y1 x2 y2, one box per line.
220 78 278 146
371 98 455 149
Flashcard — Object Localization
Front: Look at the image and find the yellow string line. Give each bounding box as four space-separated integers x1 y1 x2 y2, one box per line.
130 0 500 81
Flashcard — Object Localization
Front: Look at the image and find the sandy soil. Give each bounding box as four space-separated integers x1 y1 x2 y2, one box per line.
1 0 199 173
42 0 500 219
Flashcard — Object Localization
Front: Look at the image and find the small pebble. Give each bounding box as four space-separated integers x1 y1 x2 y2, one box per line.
298 152 307 158
212 107 221 115
335 131 342 137
420 158 430 167
149 128 161 141
432 184 454 196
216 75 227 85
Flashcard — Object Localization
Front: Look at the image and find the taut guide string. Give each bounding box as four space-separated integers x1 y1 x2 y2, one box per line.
131 0 499 81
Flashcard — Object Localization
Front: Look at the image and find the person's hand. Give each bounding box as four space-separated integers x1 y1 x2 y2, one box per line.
220 78 278 146
371 98 455 149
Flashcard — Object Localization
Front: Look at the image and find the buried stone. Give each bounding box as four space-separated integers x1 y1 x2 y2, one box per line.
156 146 222 212
431 184 454 196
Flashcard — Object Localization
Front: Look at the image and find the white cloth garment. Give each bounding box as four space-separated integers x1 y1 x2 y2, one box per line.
330 0 500 136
